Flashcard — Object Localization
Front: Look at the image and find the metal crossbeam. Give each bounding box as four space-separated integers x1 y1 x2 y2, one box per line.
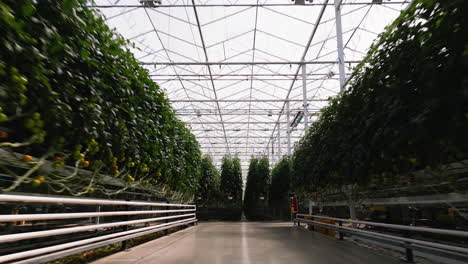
202 142 288 145
191 0 230 155
142 60 360 66
201 145 291 148
265 0 329 158
210 154 266 156
171 99 328 103
196 136 301 139
179 112 318 116
175 109 310 113
90 2 409 8
189 121 292 124
191 129 294 131
151 73 342 77
92 0 408 167
154 78 339 81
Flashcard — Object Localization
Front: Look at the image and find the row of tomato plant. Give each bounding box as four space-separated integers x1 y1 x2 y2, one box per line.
243 156 270 219
219 156 243 204
269 157 290 207
0 0 202 195
197 156 221 202
291 0 468 195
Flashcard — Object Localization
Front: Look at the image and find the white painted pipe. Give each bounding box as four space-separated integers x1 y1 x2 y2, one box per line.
0 209 196 222
0 218 196 263
298 218 468 255
297 214 468 238
0 213 195 243
14 219 197 264
0 194 195 207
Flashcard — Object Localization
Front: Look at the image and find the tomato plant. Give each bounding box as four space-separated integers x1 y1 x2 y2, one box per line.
0 0 202 195
220 156 243 204
269 157 290 206
197 156 221 201
292 0 468 194
243 156 270 219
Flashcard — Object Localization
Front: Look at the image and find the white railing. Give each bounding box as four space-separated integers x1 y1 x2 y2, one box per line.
295 214 468 263
0 193 197 264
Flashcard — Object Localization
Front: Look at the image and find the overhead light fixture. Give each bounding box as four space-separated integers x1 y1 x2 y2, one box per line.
140 0 162 7
290 111 304 128
291 0 313 4
292 0 305 5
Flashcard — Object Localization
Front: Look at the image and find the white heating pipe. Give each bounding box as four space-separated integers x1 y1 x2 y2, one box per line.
14 219 197 264
0 218 196 263
0 209 195 222
297 214 468 238
0 213 195 243
0 194 195 207
298 218 468 255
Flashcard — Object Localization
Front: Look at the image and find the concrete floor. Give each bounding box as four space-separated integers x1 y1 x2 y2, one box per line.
93 222 401 264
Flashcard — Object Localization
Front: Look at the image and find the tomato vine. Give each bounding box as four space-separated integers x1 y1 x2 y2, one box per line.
220 156 243 204
244 156 270 219
292 0 468 195
0 0 202 196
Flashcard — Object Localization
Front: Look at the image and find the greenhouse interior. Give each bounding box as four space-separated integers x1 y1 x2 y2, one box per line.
0 0 466 263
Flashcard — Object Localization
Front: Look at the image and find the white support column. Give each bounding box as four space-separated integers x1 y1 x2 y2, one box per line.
349 203 357 228
271 138 275 162
335 0 346 92
348 190 357 228
277 122 282 161
301 63 309 132
286 101 291 156
267 145 270 163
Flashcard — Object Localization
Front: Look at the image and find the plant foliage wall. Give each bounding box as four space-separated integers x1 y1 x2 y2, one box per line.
269 157 291 206
292 0 468 196
0 0 202 196
244 156 270 220
220 156 243 204
197 156 221 202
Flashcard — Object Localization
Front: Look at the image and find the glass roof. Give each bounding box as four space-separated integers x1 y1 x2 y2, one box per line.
90 0 408 176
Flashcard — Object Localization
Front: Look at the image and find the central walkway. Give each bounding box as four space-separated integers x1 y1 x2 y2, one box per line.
94 222 400 264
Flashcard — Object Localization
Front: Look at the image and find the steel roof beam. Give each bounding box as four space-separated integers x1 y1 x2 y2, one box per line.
245 0 260 155
256 29 306 48
265 0 329 158
188 121 294 124
191 0 230 155
130 29 202 48
202 145 287 147
150 73 338 77
261 6 315 25
175 108 313 111
206 29 255 49
152 77 339 81
196 136 302 139
148 8 197 26
179 112 318 116
171 99 328 102
141 60 360 66
91 2 409 8
201 6 254 27
191 128 297 131
141 8 218 151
